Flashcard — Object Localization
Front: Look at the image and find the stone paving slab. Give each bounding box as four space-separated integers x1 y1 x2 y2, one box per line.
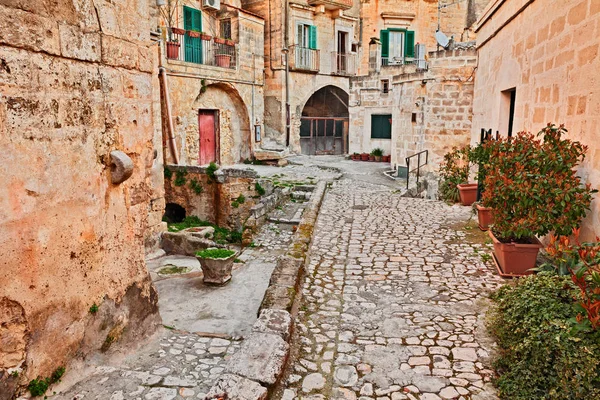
272 178 503 400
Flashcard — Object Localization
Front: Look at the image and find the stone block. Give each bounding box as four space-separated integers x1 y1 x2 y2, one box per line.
225 333 289 385
252 309 292 341
204 374 267 400
101 35 139 70
260 285 294 312
59 23 101 62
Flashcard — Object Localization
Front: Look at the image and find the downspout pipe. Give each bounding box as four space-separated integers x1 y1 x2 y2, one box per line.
284 0 290 147
159 66 180 165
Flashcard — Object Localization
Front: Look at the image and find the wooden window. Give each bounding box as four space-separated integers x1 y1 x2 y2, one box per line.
220 19 232 40
371 114 392 139
380 29 415 64
381 79 390 94
183 6 202 64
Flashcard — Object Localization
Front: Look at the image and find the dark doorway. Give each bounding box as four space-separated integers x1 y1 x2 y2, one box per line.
501 88 516 138
300 86 349 155
163 203 186 223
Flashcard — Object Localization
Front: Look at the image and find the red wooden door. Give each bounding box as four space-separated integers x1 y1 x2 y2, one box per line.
198 111 216 165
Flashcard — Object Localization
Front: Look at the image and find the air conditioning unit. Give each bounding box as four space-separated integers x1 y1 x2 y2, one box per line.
202 0 220 11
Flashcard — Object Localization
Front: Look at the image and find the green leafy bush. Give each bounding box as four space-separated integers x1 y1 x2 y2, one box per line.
488 274 600 399
206 162 219 182
174 169 188 186
439 146 471 203
483 124 595 242
189 178 203 194
28 367 65 397
196 248 236 259
167 216 241 244
370 148 383 157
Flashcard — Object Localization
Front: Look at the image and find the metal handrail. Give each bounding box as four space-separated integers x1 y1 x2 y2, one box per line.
405 150 429 189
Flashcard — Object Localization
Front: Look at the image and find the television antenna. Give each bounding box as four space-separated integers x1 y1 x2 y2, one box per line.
437 0 468 49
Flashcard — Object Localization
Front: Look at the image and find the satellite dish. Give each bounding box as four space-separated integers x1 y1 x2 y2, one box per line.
435 30 450 48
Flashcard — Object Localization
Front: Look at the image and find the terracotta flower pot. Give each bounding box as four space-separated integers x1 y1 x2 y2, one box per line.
171 27 186 35
369 155 375 162
196 252 237 285
200 34 212 41
476 204 494 231
188 30 201 38
488 230 542 277
215 54 231 68
457 183 478 206
214 37 227 44
361 153 369 161
382 155 390 162
374 155 382 162
166 42 180 59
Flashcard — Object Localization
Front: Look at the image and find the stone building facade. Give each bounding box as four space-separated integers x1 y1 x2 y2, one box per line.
159 0 265 166
0 0 164 396
348 0 488 171
243 0 360 155
471 0 600 240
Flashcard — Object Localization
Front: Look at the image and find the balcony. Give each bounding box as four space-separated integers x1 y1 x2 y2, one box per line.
289 45 320 73
307 0 353 10
331 52 357 75
165 29 237 70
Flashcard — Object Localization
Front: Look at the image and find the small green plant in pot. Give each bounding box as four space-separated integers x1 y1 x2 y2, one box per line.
370 148 384 162
195 248 237 285
483 123 596 276
439 146 472 204
470 140 497 230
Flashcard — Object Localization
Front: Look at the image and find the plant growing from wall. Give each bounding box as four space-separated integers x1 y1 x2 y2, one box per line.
89 303 99 314
164 166 173 179
255 182 266 196
28 367 65 397
188 178 203 194
206 162 219 183
483 124 596 243
231 194 246 208
174 168 188 186
438 146 470 203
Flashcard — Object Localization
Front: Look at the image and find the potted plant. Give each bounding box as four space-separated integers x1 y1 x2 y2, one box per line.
215 53 232 68
439 146 471 204
196 248 237 285
483 124 596 276
214 37 227 45
382 155 390 162
371 148 383 162
200 32 212 41
351 152 360 161
188 30 201 38
470 141 495 230
360 152 369 161
159 0 183 58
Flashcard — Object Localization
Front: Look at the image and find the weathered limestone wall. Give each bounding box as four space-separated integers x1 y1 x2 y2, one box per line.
0 0 163 396
358 0 479 72
243 0 360 149
161 7 265 166
472 0 600 240
349 50 476 169
164 165 264 231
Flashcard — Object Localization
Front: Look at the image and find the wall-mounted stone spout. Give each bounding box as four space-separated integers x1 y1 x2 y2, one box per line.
110 151 134 184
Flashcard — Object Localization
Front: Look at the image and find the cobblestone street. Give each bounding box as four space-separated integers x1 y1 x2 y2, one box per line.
274 175 504 400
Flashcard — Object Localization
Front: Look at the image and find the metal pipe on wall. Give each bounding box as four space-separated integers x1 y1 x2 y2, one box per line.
159 67 180 165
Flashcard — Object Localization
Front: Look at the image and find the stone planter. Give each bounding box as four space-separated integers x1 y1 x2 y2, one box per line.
457 183 478 206
489 230 542 277
374 155 382 162
476 204 494 231
197 251 237 285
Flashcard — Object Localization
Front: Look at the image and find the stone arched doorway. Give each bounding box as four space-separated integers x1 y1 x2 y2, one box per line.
193 83 251 165
300 85 349 155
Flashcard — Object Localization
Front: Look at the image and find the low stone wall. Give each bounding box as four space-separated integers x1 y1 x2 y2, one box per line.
204 181 328 399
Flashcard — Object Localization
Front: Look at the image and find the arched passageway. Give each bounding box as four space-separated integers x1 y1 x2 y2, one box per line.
300 85 349 155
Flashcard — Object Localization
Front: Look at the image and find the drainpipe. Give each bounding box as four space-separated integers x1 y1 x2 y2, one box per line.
284 0 290 147
159 66 180 165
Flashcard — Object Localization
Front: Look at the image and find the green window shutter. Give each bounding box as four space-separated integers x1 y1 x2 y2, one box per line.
380 30 389 58
183 6 192 30
371 115 392 139
192 8 202 32
404 30 415 58
309 25 317 49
